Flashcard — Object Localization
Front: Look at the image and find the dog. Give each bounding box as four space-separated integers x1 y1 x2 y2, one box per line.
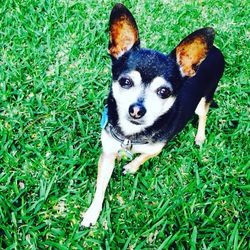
81 3 224 227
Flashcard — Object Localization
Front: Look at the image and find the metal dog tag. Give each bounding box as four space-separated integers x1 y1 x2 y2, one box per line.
118 148 133 160
118 139 133 160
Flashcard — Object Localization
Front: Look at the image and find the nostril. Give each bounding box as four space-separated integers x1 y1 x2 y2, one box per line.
129 105 135 117
129 104 146 119
138 106 146 117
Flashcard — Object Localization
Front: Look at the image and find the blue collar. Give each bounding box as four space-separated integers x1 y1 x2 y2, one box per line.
100 105 109 129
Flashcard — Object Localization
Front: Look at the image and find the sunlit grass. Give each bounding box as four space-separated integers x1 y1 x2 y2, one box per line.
0 0 249 249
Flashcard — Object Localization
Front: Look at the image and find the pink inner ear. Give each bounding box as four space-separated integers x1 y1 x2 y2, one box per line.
176 36 209 77
109 15 139 58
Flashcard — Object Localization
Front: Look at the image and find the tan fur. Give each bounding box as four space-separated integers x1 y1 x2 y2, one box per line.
176 36 208 77
195 98 210 145
122 152 162 175
109 15 138 58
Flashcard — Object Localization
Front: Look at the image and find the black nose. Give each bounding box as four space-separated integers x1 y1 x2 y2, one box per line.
129 104 146 119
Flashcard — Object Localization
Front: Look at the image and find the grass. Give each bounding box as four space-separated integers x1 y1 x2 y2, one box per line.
0 0 249 249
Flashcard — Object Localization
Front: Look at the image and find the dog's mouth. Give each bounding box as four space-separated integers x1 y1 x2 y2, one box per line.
128 118 144 125
130 120 141 125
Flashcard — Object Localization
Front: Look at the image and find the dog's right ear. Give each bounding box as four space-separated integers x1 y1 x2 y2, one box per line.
172 27 215 77
108 3 140 59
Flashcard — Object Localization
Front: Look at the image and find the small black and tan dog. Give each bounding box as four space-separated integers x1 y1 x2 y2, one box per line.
81 3 224 227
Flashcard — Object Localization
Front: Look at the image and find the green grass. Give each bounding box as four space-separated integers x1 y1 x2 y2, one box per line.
0 0 249 249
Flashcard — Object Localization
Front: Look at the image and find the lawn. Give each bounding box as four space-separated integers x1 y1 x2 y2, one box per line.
0 0 249 249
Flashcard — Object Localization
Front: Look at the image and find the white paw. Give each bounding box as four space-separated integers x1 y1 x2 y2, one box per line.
122 163 136 175
195 135 205 146
80 206 101 228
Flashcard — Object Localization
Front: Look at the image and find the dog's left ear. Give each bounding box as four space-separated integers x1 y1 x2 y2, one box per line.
108 3 140 59
172 27 215 77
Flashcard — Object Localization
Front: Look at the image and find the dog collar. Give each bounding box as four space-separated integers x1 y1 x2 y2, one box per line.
105 123 149 145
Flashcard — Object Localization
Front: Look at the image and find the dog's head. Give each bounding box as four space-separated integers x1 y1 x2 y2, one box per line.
108 3 214 136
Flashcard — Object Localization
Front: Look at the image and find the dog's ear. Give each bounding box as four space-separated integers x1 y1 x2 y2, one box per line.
108 3 140 59
173 27 215 77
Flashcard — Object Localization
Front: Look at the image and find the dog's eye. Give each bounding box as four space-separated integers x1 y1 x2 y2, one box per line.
119 77 134 89
156 87 171 99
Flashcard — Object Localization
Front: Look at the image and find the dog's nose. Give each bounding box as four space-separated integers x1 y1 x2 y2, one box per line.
129 104 146 119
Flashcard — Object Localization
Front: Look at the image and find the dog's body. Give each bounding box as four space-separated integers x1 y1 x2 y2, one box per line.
81 3 224 227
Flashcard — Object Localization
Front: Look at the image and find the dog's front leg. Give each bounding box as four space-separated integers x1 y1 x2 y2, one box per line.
81 152 116 227
122 152 161 175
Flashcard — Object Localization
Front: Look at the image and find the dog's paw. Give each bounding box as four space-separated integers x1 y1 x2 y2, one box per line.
195 135 205 146
80 215 95 228
80 207 101 228
122 163 137 175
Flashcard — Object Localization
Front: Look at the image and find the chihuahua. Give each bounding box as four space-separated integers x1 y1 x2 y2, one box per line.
81 3 224 227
